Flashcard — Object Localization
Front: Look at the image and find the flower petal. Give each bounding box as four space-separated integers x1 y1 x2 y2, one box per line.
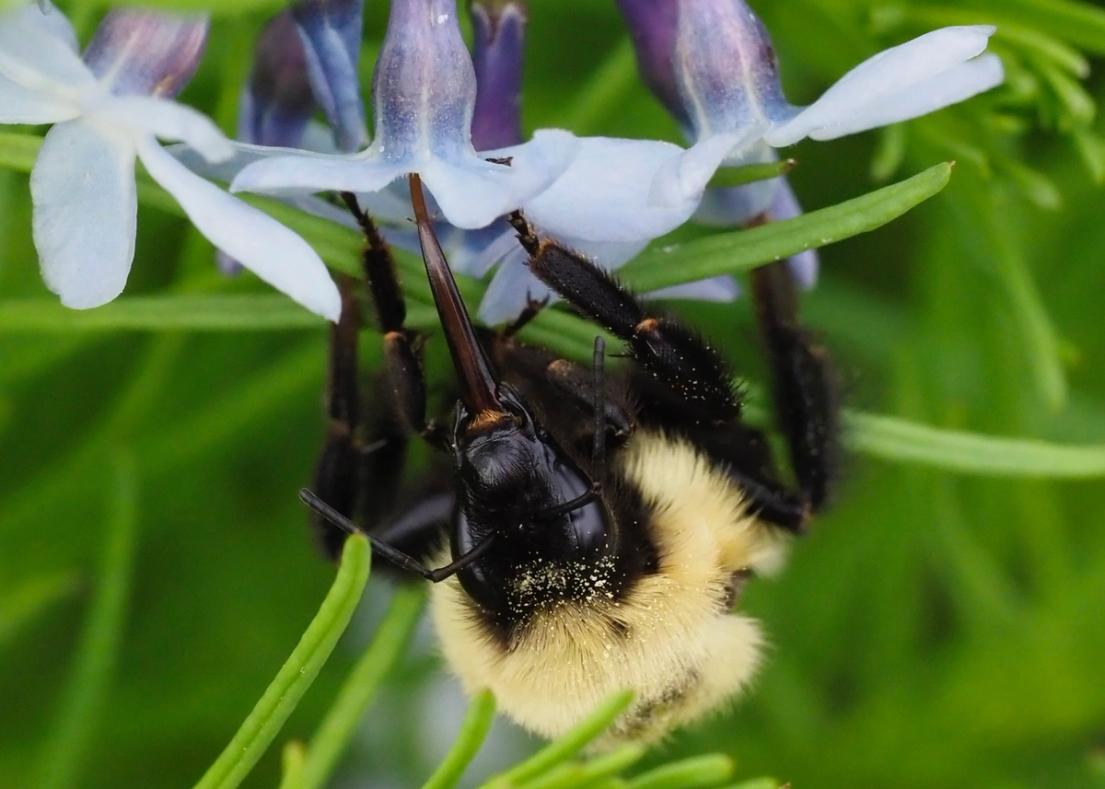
805 54 1004 141
92 94 232 162
136 137 341 320
445 219 518 278
0 2 95 96
31 119 137 308
648 275 740 302
766 26 998 146
0 72 79 123
477 247 553 326
524 134 720 244
230 150 407 197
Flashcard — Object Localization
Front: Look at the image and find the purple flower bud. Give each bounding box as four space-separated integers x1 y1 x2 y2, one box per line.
618 0 787 140
241 11 317 148
615 0 686 129
291 0 368 152
470 0 526 151
83 11 208 99
373 0 476 160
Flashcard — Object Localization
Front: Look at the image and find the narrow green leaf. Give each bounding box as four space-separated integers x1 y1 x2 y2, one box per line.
843 410 1105 478
519 745 647 789
716 780 779 789
1072 129 1105 184
0 130 40 172
622 163 953 292
193 535 372 789
0 572 79 650
422 691 498 789
481 690 635 788
626 754 735 789
707 159 796 189
874 5 1091 77
278 742 308 789
0 295 324 332
964 0 1105 56
295 586 426 789
35 453 139 789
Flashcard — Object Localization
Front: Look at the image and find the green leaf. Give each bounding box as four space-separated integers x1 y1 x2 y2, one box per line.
844 410 1105 478
622 163 953 292
0 295 326 333
481 690 635 788
964 0 1105 56
35 453 139 789
625 754 735 789
0 571 79 651
421 691 498 789
294 586 425 789
707 159 796 189
193 535 372 789
278 742 308 789
518 745 647 789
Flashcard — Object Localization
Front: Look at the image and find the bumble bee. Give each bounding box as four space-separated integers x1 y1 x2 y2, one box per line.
303 174 839 746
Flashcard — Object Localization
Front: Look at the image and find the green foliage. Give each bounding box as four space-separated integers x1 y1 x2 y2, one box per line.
2 0 1105 788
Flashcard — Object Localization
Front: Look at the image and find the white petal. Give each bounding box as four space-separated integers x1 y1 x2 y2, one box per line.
807 55 1004 141
524 136 699 244
477 248 554 325
0 72 78 123
766 26 998 146
647 275 740 302
650 130 752 208
31 120 137 308
92 95 233 162
420 157 526 230
446 220 518 278
136 138 341 321
0 3 94 96
230 150 406 197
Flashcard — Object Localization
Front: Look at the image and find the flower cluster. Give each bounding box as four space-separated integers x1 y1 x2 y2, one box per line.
0 0 1003 323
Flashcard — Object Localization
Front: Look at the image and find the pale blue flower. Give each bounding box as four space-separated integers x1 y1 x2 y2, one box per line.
231 0 576 231
0 2 340 319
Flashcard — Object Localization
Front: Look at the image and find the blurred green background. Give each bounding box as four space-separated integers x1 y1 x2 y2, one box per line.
2 0 1105 787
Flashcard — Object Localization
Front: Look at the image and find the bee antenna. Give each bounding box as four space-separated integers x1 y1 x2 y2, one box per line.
298 488 496 583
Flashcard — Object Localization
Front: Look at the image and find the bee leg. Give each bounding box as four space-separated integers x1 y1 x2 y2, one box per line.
311 276 373 558
517 223 739 426
340 192 444 447
514 216 822 532
750 261 840 513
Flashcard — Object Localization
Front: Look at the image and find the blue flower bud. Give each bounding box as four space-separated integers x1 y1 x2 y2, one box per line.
291 0 367 152
470 0 526 151
83 10 208 99
241 11 317 148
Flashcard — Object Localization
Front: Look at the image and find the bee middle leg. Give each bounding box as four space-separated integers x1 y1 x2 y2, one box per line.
514 215 825 531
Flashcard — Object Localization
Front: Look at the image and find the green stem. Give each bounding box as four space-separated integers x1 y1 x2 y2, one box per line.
193 535 372 789
295 586 426 789
481 690 634 788
35 453 139 789
625 755 735 789
422 691 498 789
